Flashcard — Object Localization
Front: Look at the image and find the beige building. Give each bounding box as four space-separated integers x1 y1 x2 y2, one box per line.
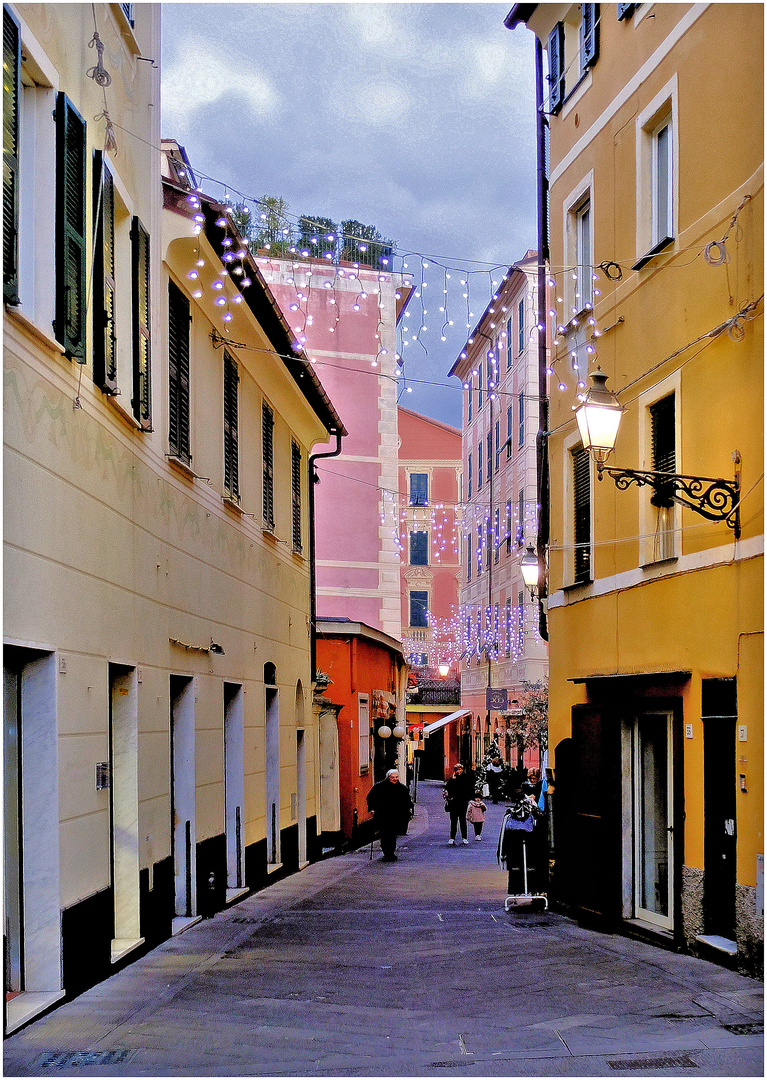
3 3 344 1029
450 255 549 768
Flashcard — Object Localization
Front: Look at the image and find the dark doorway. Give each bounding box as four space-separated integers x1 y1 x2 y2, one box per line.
702 678 737 940
421 728 445 780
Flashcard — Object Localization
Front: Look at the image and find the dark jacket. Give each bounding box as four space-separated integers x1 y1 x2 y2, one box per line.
444 771 473 808
366 778 412 835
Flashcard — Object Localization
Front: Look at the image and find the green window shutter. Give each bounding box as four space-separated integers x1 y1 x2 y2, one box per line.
93 152 117 393
573 445 591 584
291 439 302 551
548 22 565 114
55 93 87 361
582 4 600 69
168 279 190 462
3 5 21 304
223 351 239 500
131 217 151 428
262 402 275 529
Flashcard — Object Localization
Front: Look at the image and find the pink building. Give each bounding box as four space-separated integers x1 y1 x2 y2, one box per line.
397 407 462 673
259 257 412 642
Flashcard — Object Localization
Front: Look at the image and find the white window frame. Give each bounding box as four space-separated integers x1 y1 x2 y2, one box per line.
14 15 58 331
358 694 370 775
635 77 678 264
563 171 594 318
638 370 681 567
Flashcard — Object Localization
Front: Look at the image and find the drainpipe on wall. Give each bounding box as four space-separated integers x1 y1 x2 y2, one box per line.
534 33 550 643
308 431 344 681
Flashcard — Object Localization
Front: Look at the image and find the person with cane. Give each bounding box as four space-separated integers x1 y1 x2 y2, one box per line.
366 768 412 862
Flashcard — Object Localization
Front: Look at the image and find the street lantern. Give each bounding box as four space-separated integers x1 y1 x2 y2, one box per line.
574 367 624 471
521 546 540 594
574 368 742 538
377 724 392 739
438 661 450 677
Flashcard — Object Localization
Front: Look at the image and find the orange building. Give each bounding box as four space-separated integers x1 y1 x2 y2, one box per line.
315 619 407 845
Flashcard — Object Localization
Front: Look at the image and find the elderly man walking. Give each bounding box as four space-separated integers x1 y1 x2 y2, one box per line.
366 769 413 862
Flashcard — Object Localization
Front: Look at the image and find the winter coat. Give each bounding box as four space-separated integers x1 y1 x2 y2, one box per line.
366 778 412 835
444 771 473 809
466 798 487 824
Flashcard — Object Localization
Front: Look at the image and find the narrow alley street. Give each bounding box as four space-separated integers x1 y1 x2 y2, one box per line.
4 782 762 1078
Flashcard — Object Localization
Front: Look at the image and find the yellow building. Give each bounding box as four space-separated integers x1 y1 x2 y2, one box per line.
3 3 344 1028
507 4 763 975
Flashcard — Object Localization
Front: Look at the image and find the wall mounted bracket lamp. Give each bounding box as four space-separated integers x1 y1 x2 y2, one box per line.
575 368 741 539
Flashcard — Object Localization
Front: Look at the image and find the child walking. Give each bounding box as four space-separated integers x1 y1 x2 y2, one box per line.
466 794 487 840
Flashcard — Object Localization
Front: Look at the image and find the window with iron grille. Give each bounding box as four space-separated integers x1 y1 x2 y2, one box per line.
572 445 591 583
131 218 151 429
291 439 302 552
223 352 239 501
93 152 117 394
168 280 191 463
409 472 428 506
262 402 275 529
409 530 428 566
54 93 86 361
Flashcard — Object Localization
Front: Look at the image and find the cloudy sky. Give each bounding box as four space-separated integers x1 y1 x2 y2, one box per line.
161 2 537 426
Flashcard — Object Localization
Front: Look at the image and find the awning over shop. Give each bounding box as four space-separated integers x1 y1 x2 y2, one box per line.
423 709 470 735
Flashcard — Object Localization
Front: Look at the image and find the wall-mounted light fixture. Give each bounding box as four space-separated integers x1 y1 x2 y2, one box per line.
575 368 741 539
521 545 542 600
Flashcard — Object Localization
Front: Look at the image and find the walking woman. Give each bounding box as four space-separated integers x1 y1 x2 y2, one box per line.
444 763 473 845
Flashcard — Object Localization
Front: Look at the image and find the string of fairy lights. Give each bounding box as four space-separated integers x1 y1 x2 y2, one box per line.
87 21 761 674
171 170 760 672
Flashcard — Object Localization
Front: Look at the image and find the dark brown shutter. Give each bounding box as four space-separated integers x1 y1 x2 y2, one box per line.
3 6 21 304
291 439 302 551
168 280 190 462
262 402 275 529
223 351 239 500
573 446 591 583
131 217 151 428
55 93 87 361
93 153 117 393
650 395 675 474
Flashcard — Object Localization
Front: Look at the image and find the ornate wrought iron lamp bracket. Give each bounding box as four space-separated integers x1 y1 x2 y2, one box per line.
596 452 741 539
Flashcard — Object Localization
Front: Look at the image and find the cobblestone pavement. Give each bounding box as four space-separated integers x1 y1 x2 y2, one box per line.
3 781 763 1077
